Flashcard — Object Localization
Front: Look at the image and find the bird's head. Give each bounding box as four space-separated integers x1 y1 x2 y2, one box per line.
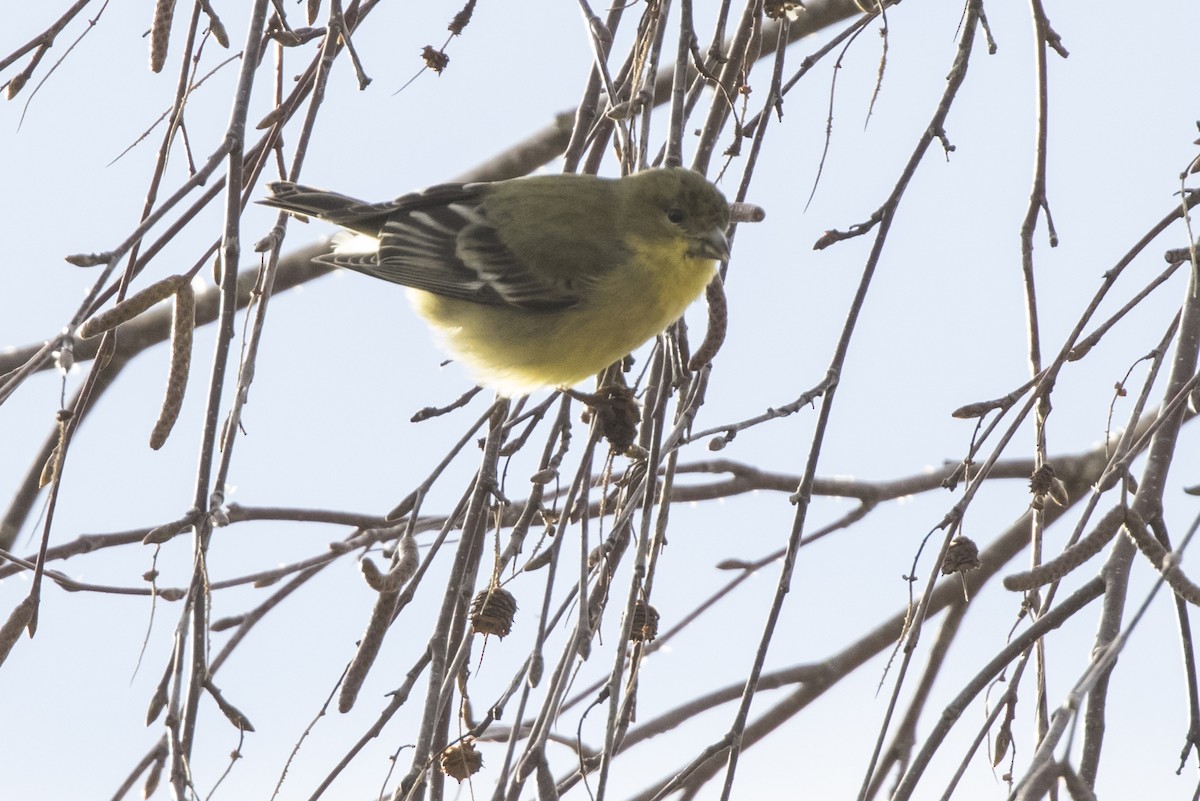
621 168 731 263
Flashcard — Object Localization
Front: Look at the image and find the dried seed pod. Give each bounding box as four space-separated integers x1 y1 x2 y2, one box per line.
629 600 660 642
941 536 982 575
440 740 483 781
764 0 804 19
594 383 639 453
448 0 477 35
470 587 517 638
1029 463 1069 508
421 46 449 73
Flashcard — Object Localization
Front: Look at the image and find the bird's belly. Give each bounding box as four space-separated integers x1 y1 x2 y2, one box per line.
407 256 715 395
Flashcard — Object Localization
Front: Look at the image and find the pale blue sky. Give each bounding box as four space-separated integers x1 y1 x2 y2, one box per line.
2 3 1199 800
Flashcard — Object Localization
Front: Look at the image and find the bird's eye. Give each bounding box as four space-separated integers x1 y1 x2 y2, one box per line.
666 208 686 224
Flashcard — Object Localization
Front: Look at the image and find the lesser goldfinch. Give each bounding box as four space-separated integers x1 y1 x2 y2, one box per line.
260 168 730 396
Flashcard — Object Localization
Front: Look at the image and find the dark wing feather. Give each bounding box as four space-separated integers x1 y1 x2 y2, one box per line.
309 187 584 312
261 182 429 236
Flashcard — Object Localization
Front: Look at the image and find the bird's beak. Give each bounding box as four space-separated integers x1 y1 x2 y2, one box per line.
691 227 731 262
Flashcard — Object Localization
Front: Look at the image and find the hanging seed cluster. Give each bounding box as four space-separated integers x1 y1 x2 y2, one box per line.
629 600 660 642
595 384 640 453
470 588 517 638
763 0 803 19
1029 463 1069 508
941 536 981 575
440 740 483 781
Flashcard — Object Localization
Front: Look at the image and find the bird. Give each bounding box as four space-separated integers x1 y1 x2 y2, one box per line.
259 168 731 396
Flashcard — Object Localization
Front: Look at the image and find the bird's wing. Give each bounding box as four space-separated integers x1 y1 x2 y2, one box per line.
310 185 582 312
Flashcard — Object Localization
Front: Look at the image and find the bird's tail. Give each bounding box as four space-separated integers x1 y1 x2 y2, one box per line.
259 182 390 236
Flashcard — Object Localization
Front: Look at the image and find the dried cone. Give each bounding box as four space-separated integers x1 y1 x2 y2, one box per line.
1029 463 1069 507
941 536 982 575
763 0 803 19
421 45 450 73
629 600 660 642
440 740 483 782
595 383 639 453
470 587 517 638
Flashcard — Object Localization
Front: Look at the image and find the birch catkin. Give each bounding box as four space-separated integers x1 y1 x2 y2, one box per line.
78 274 187 339
149 282 195 450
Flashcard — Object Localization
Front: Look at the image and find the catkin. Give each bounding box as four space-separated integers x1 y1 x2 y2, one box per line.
149 0 175 73
78 274 187 339
149 282 195 450
688 275 728 371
